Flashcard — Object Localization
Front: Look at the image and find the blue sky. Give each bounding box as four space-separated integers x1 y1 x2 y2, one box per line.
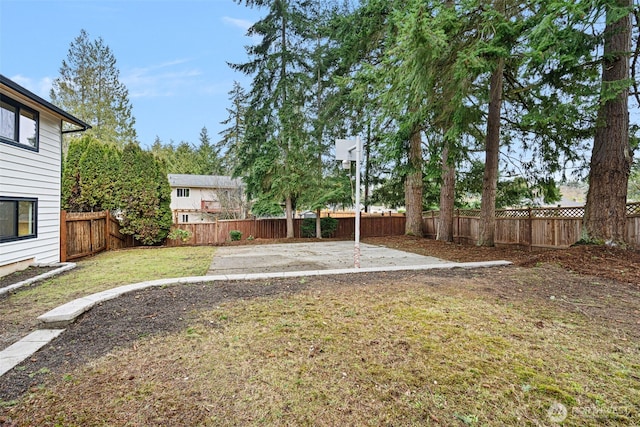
0 0 262 148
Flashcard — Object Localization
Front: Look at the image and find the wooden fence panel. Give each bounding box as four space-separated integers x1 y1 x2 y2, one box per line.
108 215 134 250
192 223 216 245
367 216 406 237
423 202 640 249
335 217 354 239
422 213 437 238
61 211 107 261
61 210 136 261
456 216 479 244
558 218 583 247
64 216 94 260
626 215 640 247
495 218 524 246
166 215 408 246
165 202 640 249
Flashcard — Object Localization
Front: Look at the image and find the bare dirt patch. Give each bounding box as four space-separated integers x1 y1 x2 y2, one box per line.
364 235 640 284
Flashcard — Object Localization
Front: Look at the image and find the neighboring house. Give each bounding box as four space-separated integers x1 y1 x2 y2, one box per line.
168 174 245 223
1 75 90 275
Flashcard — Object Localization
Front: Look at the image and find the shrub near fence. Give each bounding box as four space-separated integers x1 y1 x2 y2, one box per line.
165 215 407 246
422 202 640 249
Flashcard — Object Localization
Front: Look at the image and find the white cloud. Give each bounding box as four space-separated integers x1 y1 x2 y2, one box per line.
9 75 53 99
122 59 203 99
222 16 253 32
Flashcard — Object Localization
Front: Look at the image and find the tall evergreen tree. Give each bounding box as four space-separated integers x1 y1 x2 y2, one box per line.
196 127 223 175
231 0 317 237
51 29 137 152
62 138 171 245
76 138 120 212
61 136 91 212
173 141 199 174
328 0 423 231
62 136 119 213
521 0 636 243
118 143 172 245
218 82 248 175
307 5 355 238
584 0 634 244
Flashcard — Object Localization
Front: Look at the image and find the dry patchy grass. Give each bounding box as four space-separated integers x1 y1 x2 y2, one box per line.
0 246 215 348
7 279 639 426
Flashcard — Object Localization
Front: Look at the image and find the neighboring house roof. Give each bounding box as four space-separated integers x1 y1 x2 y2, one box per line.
168 174 243 189
0 74 91 132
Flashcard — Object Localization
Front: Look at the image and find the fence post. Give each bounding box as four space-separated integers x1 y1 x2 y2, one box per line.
105 210 111 252
528 207 532 251
60 210 67 263
89 216 94 254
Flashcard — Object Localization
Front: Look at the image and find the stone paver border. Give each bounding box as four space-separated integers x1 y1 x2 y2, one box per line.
0 263 76 297
0 330 65 377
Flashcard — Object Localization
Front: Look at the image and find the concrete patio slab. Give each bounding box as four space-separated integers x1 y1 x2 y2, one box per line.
207 241 450 275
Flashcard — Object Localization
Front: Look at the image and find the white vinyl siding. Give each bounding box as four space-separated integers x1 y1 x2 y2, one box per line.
0 111 61 265
175 211 209 224
170 187 201 211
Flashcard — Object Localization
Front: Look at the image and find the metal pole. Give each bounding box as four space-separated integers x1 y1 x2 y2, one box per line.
354 135 361 268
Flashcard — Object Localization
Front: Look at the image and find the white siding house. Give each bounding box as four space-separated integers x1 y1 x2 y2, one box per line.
1 75 90 274
168 174 245 223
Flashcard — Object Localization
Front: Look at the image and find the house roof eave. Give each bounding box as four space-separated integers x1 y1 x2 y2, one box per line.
0 74 92 132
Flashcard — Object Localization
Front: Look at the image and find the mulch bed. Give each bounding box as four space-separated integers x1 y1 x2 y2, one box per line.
0 266 58 297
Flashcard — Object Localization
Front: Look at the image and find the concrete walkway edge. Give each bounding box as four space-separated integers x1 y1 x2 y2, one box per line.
37 260 510 327
0 263 76 297
1 260 510 378
0 329 65 377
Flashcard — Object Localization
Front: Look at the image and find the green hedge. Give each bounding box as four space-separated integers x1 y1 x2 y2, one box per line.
301 217 338 238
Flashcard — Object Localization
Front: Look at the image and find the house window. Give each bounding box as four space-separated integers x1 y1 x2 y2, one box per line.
181 214 189 223
177 188 190 198
0 197 37 243
0 95 39 151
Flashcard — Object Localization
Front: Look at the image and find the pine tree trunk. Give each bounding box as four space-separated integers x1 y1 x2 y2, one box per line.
583 0 632 245
285 196 294 238
477 58 504 247
437 144 455 242
435 0 457 243
405 126 424 236
315 209 322 239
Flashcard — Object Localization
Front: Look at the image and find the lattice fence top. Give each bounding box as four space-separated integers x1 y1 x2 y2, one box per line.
425 202 640 219
496 209 529 218
458 209 481 217
628 202 640 216
530 206 585 218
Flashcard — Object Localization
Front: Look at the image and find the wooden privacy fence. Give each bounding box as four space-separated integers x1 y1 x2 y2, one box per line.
61 203 640 257
60 210 135 261
422 202 640 249
166 215 407 246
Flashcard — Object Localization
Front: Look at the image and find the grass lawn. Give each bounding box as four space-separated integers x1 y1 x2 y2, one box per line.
4 271 639 426
0 246 215 346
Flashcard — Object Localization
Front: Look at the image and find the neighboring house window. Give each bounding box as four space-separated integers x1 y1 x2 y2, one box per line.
0 95 39 151
0 197 37 243
181 214 189 223
177 188 190 197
